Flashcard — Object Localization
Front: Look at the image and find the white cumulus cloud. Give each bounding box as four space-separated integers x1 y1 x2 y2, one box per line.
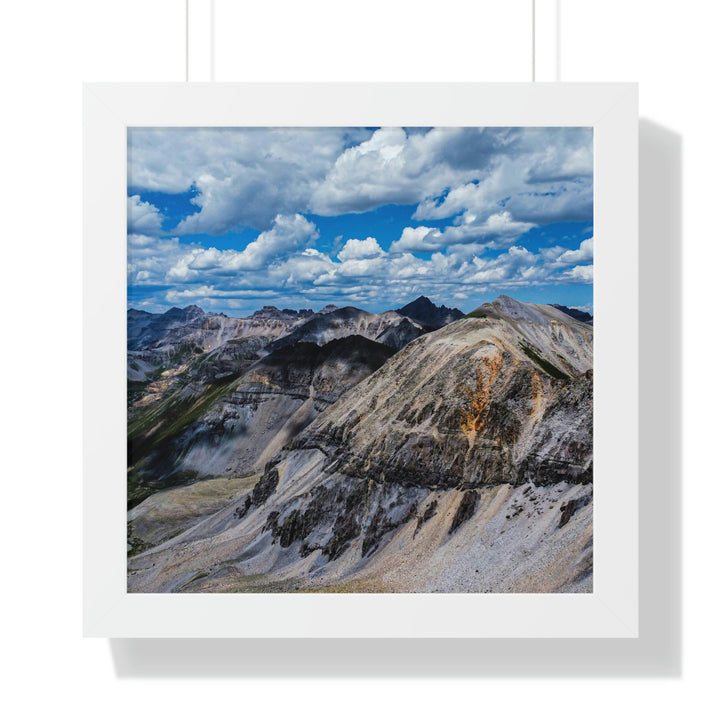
337 237 385 261
127 195 164 234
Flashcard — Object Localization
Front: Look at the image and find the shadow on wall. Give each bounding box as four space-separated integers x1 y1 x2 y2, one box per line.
109 119 682 678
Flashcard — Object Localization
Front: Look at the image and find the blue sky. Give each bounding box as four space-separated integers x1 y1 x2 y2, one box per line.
127 126 593 316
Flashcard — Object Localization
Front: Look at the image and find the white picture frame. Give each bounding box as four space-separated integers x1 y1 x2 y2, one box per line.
84 82 638 638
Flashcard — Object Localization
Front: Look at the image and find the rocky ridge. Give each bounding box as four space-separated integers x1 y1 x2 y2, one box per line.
265 306 426 352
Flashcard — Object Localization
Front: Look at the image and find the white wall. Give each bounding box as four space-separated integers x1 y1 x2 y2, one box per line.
3 0 716 716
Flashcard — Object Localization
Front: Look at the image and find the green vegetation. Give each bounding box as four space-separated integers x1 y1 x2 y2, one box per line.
127 364 166 406
128 376 236 452
127 379 150 406
164 468 199 485
187 571 210 585
127 522 152 556
127 376 239 507
165 341 204 366
465 310 488 319
127 470 156 509
519 341 570 380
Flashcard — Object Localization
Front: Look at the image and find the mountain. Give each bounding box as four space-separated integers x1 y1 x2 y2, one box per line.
551 304 593 325
127 304 312 354
127 304 208 352
128 296 594 593
127 302 431 502
250 305 313 321
265 306 426 352
396 295 464 329
127 304 311 383
128 303 426 386
128 301 429 430
375 317 427 350
127 334 395 507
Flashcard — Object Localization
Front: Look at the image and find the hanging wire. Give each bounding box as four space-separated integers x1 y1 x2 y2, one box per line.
532 0 536 81
185 0 189 81
185 1 216 81
188 2 533 83
210 0 216 82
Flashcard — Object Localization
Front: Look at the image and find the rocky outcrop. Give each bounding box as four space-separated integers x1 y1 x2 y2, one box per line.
449 490 479 534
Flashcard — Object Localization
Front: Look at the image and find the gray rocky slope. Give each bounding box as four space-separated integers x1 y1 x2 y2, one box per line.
128 296 594 593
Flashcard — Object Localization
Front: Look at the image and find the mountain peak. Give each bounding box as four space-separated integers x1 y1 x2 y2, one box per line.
493 295 528 313
318 304 339 314
401 295 432 309
396 296 464 329
163 304 206 320
250 305 284 319
466 295 547 325
467 296 591 328
281 308 314 318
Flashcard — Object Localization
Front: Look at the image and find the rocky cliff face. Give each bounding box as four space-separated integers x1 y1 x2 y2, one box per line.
127 296 594 593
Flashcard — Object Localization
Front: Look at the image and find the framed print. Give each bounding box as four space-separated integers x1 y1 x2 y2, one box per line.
84 82 638 637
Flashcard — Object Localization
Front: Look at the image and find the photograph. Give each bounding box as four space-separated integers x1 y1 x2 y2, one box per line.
126 125 594 593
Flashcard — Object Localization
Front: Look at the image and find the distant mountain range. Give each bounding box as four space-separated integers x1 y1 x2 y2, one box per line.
551 304 593 325
127 295 593 594
126 297 461 382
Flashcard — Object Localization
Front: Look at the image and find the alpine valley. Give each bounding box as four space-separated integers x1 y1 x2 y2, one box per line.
127 295 593 593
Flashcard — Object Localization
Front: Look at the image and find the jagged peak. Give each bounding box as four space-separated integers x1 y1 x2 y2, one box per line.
396 295 464 328
162 304 206 319
280 307 314 317
250 305 282 318
398 295 433 311
318 304 340 314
